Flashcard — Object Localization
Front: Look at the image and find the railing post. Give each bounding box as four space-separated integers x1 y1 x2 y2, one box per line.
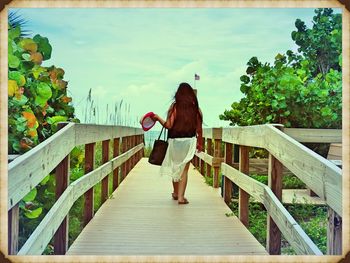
239 145 249 227
200 137 205 175
142 134 145 157
126 136 131 175
113 138 120 190
121 136 127 180
8 204 19 254
137 135 141 160
132 135 136 167
206 138 212 178
54 122 70 254
84 142 95 226
327 208 342 254
266 152 283 254
101 140 110 204
213 128 222 188
224 142 233 205
267 125 284 255
131 135 135 168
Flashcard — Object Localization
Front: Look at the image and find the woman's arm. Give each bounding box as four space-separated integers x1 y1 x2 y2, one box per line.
152 105 176 129
196 109 203 152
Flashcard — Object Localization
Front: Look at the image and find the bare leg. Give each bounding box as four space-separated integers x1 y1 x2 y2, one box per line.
178 162 190 203
172 181 178 199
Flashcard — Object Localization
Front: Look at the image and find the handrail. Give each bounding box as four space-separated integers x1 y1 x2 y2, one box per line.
17 144 143 255
221 163 322 255
221 124 342 216
8 122 76 209
8 123 144 210
284 128 342 143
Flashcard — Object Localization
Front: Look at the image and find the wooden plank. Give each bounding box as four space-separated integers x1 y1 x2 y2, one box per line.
67 158 267 256
267 152 283 255
232 158 292 175
200 137 205 175
224 143 233 205
203 128 212 139
284 128 342 143
327 208 342 255
221 164 265 202
327 143 342 160
101 140 110 204
8 123 75 210
194 151 213 166
75 124 143 146
206 138 212 178
212 127 222 140
239 146 249 227
84 143 95 226
54 152 70 255
213 138 221 188
222 125 266 148
221 163 322 255
121 137 128 180
8 204 19 254
264 125 342 216
17 144 143 255
112 138 120 190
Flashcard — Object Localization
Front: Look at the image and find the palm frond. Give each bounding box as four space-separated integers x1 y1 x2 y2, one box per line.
8 10 32 37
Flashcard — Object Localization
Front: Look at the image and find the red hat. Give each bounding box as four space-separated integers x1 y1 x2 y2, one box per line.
140 112 156 131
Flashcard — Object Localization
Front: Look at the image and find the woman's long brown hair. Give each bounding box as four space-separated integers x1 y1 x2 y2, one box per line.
168 82 202 134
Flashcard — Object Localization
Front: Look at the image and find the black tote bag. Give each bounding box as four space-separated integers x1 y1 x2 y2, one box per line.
148 127 168 166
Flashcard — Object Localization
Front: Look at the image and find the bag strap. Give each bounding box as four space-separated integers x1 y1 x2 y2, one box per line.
158 126 166 140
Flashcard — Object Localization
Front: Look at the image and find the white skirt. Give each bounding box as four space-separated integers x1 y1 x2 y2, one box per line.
160 137 197 182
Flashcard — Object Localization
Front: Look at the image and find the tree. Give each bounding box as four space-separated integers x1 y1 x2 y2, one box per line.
220 8 342 129
291 8 342 76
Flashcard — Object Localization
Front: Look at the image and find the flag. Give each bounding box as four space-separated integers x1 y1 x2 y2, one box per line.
195 74 200 80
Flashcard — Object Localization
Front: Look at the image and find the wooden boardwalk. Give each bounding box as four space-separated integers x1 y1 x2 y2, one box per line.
67 158 267 255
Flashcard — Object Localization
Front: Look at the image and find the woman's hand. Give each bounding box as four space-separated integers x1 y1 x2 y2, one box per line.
151 113 159 122
196 143 203 152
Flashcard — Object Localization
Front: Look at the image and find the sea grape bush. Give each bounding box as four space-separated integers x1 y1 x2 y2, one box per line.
8 23 79 155
220 8 342 129
8 22 80 221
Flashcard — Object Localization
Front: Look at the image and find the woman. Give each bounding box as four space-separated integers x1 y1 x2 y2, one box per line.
151 82 203 205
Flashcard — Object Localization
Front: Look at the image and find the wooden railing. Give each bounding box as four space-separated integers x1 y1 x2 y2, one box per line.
192 124 342 255
8 123 144 255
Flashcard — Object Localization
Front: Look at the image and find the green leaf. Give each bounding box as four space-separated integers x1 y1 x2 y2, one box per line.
35 83 52 106
12 141 21 152
9 71 26 86
47 116 68 125
9 54 20 68
12 95 28 106
22 53 31 61
33 34 52 60
240 75 250 84
8 26 21 40
40 175 50 185
32 65 47 79
24 207 42 219
23 188 37 202
321 107 332 116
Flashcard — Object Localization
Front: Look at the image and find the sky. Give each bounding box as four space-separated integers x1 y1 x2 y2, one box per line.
10 8 340 129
